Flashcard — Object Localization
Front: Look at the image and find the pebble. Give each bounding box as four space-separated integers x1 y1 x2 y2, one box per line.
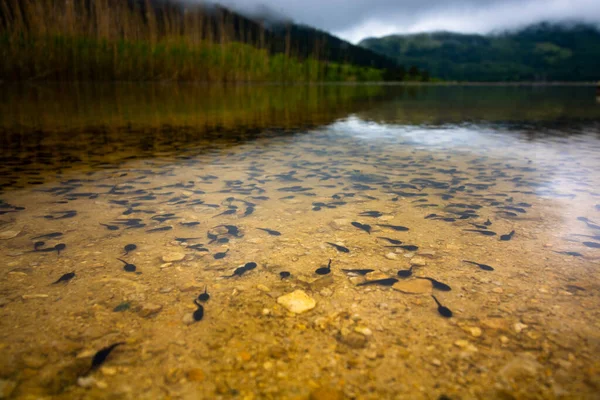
256 284 271 293
500 336 510 344
179 283 202 292
481 318 509 331
499 354 542 382
186 368 205 382
161 252 186 262
418 250 437 258
0 379 16 398
354 326 373 336
310 275 334 291
469 327 483 337
22 353 47 369
329 219 350 230
159 263 172 269
22 294 49 300
409 256 427 266
77 376 96 388
392 279 432 294
514 322 528 333
101 366 117 376
182 313 195 325
431 358 442 367
277 290 316 314
492 287 504 294
0 230 20 240
364 271 389 281
338 331 367 349
310 387 344 400
385 252 398 260
139 303 163 317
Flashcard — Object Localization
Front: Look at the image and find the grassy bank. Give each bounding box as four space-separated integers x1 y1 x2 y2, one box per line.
0 0 384 82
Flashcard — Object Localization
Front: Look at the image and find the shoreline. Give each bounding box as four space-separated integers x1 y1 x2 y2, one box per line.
0 80 597 87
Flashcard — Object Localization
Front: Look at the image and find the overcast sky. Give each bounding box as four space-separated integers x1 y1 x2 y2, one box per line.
214 0 600 43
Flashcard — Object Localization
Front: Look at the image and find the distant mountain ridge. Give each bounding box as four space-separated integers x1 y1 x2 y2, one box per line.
359 22 600 81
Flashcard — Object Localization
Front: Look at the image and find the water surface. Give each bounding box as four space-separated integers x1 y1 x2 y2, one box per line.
0 84 599 399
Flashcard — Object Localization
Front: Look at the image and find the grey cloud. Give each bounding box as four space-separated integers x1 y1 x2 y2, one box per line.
196 0 600 43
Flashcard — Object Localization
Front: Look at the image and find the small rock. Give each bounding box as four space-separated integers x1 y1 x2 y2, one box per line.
310 387 344 400
454 340 469 348
186 368 205 382
469 327 483 337
499 354 542 382
101 366 117 376
0 379 16 398
385 252 398 260
263 361 274 370
492 287 504 294
409 256 427 266
514 322 528 333
139 303 163 317
338 332 367 349
320 288 333 297
256 284 271 293
179 283 202 292
182 313 195 325
22 294 49 300
392 279 432 294
162 252 186 263
431 358 442 367
310 275 334 291
364 271 390 281
330 219 350 230
354 326 373 336
277 290 316 314
77 376 96 388
418 250 436 258
481 318 509 331
0 230 20 240
22 353 47 369
500 336 510 344
159 263 172 269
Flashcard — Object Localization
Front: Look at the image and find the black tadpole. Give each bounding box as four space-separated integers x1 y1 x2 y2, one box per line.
123 244 137 255
462 260 494 271
418 277 452 291
193 300 204 321
213 249 229 260
117 258 136 272
432 295 452 318
197 286 210 302
53 271 75 284
357 278 398 287
315 259 332 275
397 266 413 278
84 342 125 376
279 271 291 279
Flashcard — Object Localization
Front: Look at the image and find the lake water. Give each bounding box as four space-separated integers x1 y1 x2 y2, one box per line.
0 84 599 399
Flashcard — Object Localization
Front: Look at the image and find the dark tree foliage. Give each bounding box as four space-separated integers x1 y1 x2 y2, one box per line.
360 22 600 81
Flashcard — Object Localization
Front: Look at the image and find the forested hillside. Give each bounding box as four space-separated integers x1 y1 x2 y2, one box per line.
360 22 600 81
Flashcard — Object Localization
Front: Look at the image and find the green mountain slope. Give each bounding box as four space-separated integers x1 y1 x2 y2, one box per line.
359 22 600 81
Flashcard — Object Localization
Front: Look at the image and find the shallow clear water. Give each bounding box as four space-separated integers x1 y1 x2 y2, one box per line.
0 84 599 399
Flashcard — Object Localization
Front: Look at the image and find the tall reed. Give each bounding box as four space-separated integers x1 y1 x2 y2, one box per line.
0 0 384 82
